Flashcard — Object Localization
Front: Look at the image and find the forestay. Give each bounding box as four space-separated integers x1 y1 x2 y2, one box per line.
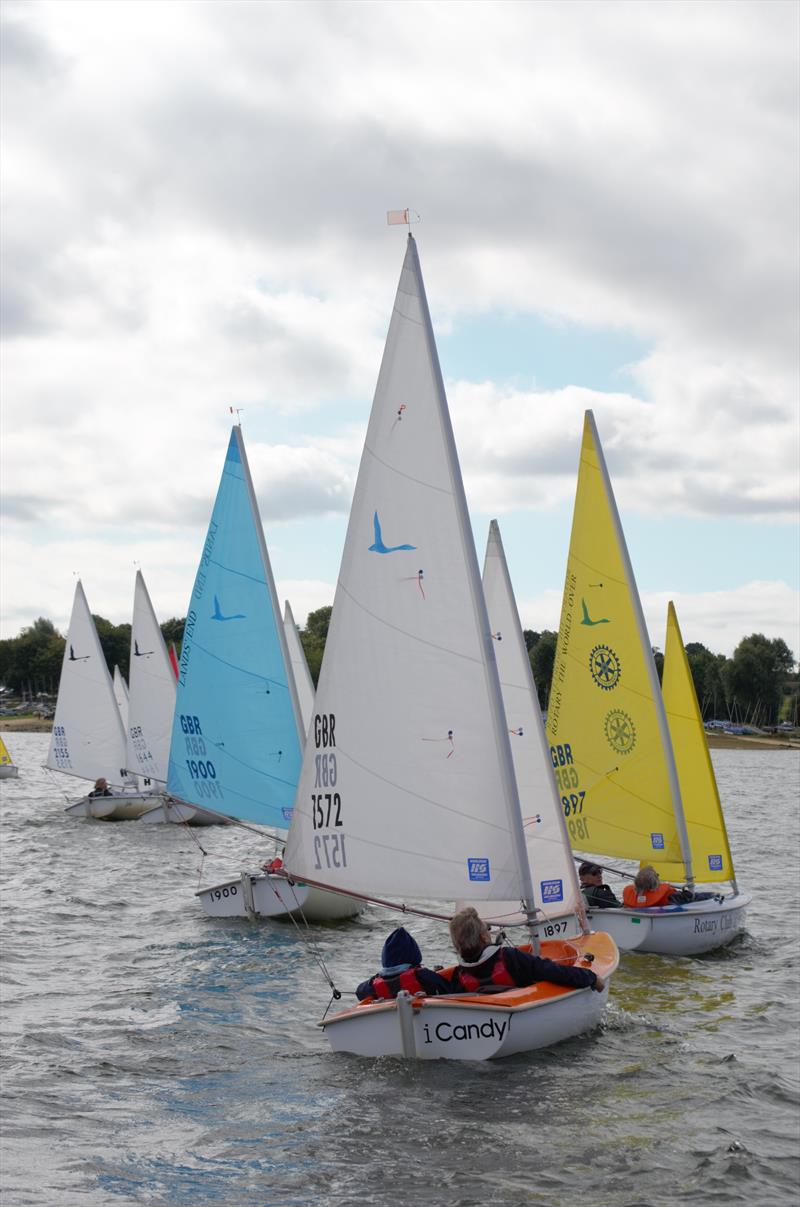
113 666 129 730
126 571 177 784
285 235 530 906
47 581 129 785
546 412 687 872
166 426 303 827
479 520 584 924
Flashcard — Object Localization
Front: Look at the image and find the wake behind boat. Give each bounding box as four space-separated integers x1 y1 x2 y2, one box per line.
285 231 618 1058
547 413 749 955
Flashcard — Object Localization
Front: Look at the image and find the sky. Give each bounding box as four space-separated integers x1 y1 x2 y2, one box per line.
1 0 798 661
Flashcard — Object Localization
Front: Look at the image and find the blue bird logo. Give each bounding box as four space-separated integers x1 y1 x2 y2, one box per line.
369 512 416 554
211 595 246 622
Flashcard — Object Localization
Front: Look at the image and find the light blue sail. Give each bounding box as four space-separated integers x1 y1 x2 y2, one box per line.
167 427 303 827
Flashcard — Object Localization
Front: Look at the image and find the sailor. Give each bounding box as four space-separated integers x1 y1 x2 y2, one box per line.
448 907 605 994
622 865 701 908
578 861 621 909
88 778 113 798
355 927 452 1001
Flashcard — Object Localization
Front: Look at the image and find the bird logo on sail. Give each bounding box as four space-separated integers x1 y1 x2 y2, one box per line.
211 595 246 622
580 598 609 626
369 512 416 554
133 639 153 657
68 645 89 662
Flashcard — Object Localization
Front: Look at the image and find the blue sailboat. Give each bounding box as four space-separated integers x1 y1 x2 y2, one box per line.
172 425 359 920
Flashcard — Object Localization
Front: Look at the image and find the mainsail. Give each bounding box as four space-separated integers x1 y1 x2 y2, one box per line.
652 601 736 884
166 426 304 828
285 234 533 908
47 581 128 785
480 520 584 924
126 571 177 784
546 412 691 878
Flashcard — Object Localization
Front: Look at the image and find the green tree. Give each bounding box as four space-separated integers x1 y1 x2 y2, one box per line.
529 630 557 712
92 616 132 682
724 634 794 726
160 617 185 657
0 618 65 695
300 605 332 686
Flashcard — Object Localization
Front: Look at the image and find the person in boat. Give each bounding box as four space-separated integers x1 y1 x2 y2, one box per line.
448 907 605 994
622 865 714 908
578 861 621 909
356 927 452 1001
88 778 113 798
262 848 285 874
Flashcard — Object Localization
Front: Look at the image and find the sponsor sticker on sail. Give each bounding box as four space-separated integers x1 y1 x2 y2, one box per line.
541 879 564 903
468 858 490 882
651 832 665 849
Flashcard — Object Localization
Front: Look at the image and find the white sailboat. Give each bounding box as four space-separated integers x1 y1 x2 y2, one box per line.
285 234 618 1060
283 600 315 737
51 581 158 819
546 412 749 955
173 425 360 919
0 735 19 779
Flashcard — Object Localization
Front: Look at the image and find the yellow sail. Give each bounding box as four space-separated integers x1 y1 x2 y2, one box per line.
0 735 12 766
652 602 734 883
546 412 684 867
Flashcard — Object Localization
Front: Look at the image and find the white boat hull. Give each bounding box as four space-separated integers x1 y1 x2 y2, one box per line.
587 892 750 955
0 764 19 779
64 791 166 821
137 798 231 826
323 932 618 1060
196 872 362 922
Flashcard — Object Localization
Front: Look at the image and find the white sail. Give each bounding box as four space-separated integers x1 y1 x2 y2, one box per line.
479 520 584 925
113 666 129 730
47 581 128 785
283 601 315 737
286 235 531 907
126 571 177 783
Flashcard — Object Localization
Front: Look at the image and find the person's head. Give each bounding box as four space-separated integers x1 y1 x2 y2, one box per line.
94 778 108 791
634 865 660 892
449 907 491 962
579 861 603 886
380 927 421 972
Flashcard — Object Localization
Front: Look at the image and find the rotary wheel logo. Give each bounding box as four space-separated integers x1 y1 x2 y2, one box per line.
589 644 621 690
604 709 636 756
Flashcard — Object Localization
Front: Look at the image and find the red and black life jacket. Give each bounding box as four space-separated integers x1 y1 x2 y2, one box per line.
452 948 517 994
370 967 428 999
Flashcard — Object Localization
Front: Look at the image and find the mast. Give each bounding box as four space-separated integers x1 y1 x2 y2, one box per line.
409 235 539 939
588 412 695 888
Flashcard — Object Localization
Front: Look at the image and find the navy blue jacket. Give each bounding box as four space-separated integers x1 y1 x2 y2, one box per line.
451 945 598 993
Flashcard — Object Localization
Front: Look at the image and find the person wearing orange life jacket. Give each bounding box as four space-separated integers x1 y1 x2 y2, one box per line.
622 865 701 908
355 927 452 1001
447 907 605 995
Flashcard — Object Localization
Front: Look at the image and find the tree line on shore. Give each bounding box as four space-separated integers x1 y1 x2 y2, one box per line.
1 608 797 728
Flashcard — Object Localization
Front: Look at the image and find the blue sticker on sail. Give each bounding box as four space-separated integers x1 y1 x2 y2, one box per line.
541 879 564 903
468 858 490 882
282 808 293 822
651 832 665 850
708 854 723 871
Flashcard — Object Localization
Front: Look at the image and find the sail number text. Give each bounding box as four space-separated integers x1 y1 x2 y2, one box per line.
311 713 347 867
179 714 223 799
551 743 590 842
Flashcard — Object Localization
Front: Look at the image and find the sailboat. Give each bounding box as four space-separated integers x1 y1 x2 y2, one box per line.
283 601 315 737
172 425 360 918
0 735 19 779
284 234 617 1060
546 411 749 955
51 581 158 819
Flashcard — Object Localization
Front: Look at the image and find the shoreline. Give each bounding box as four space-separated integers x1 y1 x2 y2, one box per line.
2 715 798 751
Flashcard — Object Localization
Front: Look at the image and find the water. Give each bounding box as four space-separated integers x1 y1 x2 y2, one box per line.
1 733 798 1207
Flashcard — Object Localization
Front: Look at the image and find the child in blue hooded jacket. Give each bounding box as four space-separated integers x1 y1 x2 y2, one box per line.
356 927 452 1001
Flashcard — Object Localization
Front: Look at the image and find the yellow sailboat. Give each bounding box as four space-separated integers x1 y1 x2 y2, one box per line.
547 411 748 954
0 734 19 779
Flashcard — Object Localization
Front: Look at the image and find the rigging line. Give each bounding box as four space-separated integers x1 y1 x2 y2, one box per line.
278 873 545 923
270 882 342 1000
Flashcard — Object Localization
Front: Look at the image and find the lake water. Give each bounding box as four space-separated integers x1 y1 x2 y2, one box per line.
1 734 798 1206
